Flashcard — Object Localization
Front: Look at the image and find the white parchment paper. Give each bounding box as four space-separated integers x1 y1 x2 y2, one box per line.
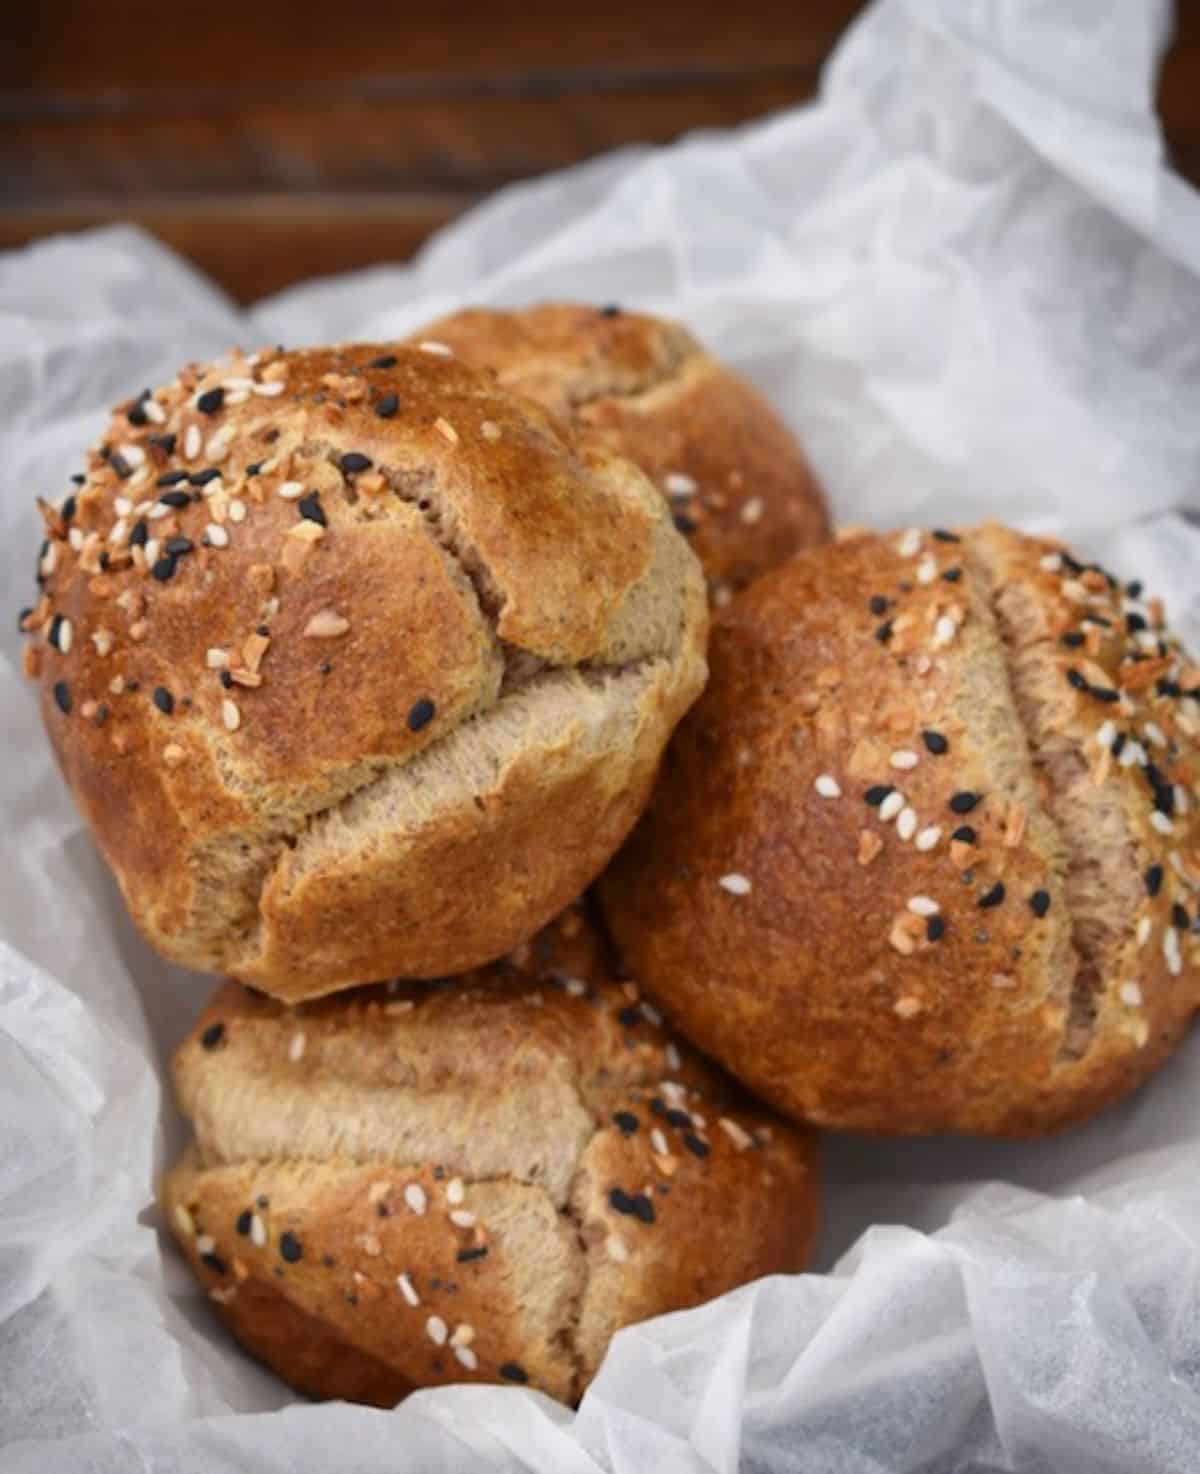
3 1 1200 1468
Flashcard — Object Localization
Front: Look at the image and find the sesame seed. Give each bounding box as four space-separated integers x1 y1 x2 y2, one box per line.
1040 553 1063 572
454 1345 478 1371
407 697 436 732
151 554 177 581
277 481 305 500
1172 902 1190 930
718 872 752 895
397 1273 420 1306
949 791 980 814
426 1315 448 1346
896 807 918 841
879 791 905 822
1145 865 1164 896
1029 890 1051 917
196 387 225 415
864 784 894 806
250 1215 266 1248
228 500 246 523
932 614 958 648
896 529 921 557
664 472 697 498
1164 929 1182 976
173 1204 195 1237
303 609 350 639
254 380 285 397
650 1127 669 1157
165 537 193 556
500 1363 529 1383
869 595 889 616
740 496 764 525
613 1111 639 1135
277 1230 302 1263
605 1235 630 1263
979 882 1005 909
890 750 919 770
683 1132 710 1158
1096 720 1117 749
200 1020 226 1051
221 699 241 732
915 825 942 851
718 1117 753 1151
926 916 946 941
1137 916 1153 946
297 491 326 525
417 340 453 357
894 996 923 1019
907 896 939 917
152 686 175 715
1143 721 1167 747
480 419 501 441
814 773 841 798
434 417 460 445
1151 812 1175 835
196 1235 216 1256
875 620 894 644
205 524 229 548
916 556 937 585
932 529 961 543
206 648 229 669
449 1209 476 1228
404 1184 427 1215
53 681 71 714
922 730 949 755
446 1178 466 1206
375 394 400 419
288 1032 306 1062
664 1042 682 1071
340 453 372 475
1119 982 1143 1007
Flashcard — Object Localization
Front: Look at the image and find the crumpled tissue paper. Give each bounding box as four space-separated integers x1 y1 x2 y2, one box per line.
2 0 1199 1469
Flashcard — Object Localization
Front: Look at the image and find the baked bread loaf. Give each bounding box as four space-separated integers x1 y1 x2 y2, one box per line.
601 525 1200 1135
411 303 830 602
20 344 707 1000
160 906 819 1406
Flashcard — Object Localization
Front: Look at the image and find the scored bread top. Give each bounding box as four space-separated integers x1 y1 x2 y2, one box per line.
412 303 831 600
163 906 818 1405
22 344 708 995
600 524 1200 1135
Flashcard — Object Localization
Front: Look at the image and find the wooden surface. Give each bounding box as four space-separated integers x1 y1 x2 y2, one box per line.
1 1 1198 305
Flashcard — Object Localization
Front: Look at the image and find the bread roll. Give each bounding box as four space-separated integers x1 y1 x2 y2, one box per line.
160 906 819 1406
21 344 707 1000
601 525 1200 1135
411 304 830 602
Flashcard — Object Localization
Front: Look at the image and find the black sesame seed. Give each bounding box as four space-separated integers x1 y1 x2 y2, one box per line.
1158 679 1182 699
1061 552 1085 575
618 1006 640 1028
70 473 85 486
149 433 177 455
600 304 622 318
926 915 946 942
340 452 372 475
865 785 894 807
53 681 71 714
165 537 194 556
665 1107 691 1129
152 686 174 715
1029 890 1051 918
922 730 948 755
673 513 697 535
129 519 148 548
374 393 400 419
201 1252 228 1275
1145 865 1164 896
157 470 188 488
869 595 889 615
683 1132 710 1158
200 1022 225 1050
246 461 263 476
1172 903 1190 930
874 620 894 644
650 1098 666 1117
1091 686 1120 704
1061 632 1085 648
109 453 133 479
98 551 110 570
500 1363 529 1384
1082 614 1111 628
49 613 66 651
196 387 225 415
630 1193 655 1224
609 1188 636 1215
297 491 326 526
93 704 107 727
236 1210 253 1236
127 402 148 428
457 1246 488 1263
159 489 191 508
979 882 1006 909
408 697 435 732
62 495 77 523
256 624 270 637
932 529 961 542
17 606 31 632
319 661 331 676
613 1111 639 1134
151 554 177 582
36 538 48 584
1126 579 1143 598
369 354 398 369
189 468 221 487
279 1231 302 1263
1066 668 1089 692
949 791 980 814
126 680 140 692
1112 732 1127 757
941 567 963 582
220 670 233 689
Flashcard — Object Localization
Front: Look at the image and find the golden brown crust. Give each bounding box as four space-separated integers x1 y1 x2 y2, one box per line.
160 908 819 1406
414 304 831 599
600 526 1200 1136
24 344 708 998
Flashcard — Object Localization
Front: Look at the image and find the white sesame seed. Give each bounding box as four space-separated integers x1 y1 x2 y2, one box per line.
606 1234 629 1263
1096 720 1116 749
1119 741 1146 768
254 380 286 397
915 825 942 852
68 526 84 550
114 496 133 516
932 614 957 648
56 617 73 653
1040 553 1063 573
184 425 201 460
454 1345 478 1371
92 628 114 656
894 996 923 1018
405 1184 427 1216
118 443 146 468
206 647 229 669
651 1127 669 1156
250 1214 266 1248
896 807 918 841
1151 811 1175 835
1143 722 1167 747
108 518 129 543
718 872 752 895
907 896 940 917
660 1080 687 1105
144 539 160 567
1137 916 1153 946
718 1117 753 1151
40 542 57 576
418 340 454 357
128 466 151 490
664 1042 682 1071
446 1178 465 1206
196 1235 215 1256
449 1209 476 1229
664 472 697 498
206 429 233 462
640 1000 663 1028
205 523 230 548
303 610 350 639
889 750 919 770
228 499 247 523
397 1272 419 1306
222 699 241 732
1136 630 1160 653
1119 982 1143 1007
564 976 587 997
740 496 764 525
814 774 841 798
278 481 305 500
450 1322 476 1348
1171 852 1198 888
1175 785 1189 815
916 556 937 585
879 791 905 822
143 398 166 424
147 500 171 519
425 1314 448 1346
173 1204 195 1236
1165 928 1183 976
288 1032 306 1062
480 419 501 441
897 529 921 558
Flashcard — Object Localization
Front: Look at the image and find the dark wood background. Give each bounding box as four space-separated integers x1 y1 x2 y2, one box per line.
3 2 1199 305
